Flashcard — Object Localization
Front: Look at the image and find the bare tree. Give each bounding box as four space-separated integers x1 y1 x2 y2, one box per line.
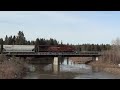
102 37 120 64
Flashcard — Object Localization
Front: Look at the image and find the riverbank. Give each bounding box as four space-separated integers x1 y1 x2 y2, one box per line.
0 55 28 79
89 61 120 75
69 57 92 64
0 56 55 79
70 57 120 75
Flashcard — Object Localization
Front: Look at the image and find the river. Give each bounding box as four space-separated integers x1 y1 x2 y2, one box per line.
23 59 120 79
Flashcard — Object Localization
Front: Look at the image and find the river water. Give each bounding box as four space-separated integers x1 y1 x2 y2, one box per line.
23 59 120 79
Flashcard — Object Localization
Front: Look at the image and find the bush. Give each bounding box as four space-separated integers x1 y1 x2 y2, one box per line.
0 55 27 79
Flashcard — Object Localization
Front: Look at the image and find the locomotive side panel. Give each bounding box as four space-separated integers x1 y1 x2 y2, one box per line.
37 45 75 52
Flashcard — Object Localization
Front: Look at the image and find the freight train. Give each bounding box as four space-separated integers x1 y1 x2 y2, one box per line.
0 45 75 54
35 45 75 52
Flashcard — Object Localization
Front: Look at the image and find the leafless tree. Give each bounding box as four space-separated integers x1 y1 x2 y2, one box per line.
102 37 120 64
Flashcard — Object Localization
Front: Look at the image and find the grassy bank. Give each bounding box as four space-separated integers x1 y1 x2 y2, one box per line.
89 61 120 75
0 54 28 79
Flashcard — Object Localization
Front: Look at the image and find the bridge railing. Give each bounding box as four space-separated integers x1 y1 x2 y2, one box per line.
5 51 101 56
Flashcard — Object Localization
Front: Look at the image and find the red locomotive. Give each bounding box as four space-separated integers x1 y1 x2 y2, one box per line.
36 45 75 52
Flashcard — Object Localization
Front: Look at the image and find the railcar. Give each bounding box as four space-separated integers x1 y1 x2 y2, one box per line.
2 45 35 54
36 45 75 52
1 45 75 54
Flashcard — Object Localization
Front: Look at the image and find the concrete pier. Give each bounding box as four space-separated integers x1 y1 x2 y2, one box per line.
95 57 99 61
53 57 59 65
67 57 69 65
52 57 60 74
92 57 99 61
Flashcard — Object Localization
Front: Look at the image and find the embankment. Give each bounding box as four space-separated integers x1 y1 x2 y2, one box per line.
69 57 120 75
0 55 28 79
89 61 120 75
69 57 92 64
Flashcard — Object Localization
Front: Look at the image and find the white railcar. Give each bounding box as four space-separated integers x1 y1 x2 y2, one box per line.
3 45 35 54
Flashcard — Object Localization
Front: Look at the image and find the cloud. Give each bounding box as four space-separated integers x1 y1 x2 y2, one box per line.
0 11 118 44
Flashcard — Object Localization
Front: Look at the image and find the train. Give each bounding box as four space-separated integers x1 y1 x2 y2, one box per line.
0 45 75 54
35 45 75 52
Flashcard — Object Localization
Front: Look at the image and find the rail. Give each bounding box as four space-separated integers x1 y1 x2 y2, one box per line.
4 51 102 56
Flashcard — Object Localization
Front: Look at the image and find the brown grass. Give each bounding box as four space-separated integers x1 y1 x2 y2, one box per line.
89 60 120 75
0 55 28 79
89 60 118 68
69 57 92 64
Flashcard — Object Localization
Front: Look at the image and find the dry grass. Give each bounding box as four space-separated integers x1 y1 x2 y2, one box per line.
0 55 28 79
89 60 120 75
69 57 92 64
103 68 120 75
89 60 118 68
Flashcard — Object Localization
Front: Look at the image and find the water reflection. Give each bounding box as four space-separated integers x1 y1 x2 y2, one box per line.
43 59 92 74
23 58 120 79
60 59 92 74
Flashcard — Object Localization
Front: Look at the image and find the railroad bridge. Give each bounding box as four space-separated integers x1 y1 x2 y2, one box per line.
1 45 102 63
0 45 102 73
5 51 101 58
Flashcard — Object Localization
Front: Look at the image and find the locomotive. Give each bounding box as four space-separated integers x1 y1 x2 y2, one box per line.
35 45 75 52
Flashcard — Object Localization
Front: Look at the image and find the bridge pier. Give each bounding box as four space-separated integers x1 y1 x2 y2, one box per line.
53 57 59 65
92 57 99 61
67 57 69 65
52 57 60 74
59 56 64 64
95 57 99 61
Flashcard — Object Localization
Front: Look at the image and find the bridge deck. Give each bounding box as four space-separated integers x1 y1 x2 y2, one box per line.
4 51 102 57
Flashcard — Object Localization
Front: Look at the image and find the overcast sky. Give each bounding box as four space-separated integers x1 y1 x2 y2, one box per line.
0 11 119 44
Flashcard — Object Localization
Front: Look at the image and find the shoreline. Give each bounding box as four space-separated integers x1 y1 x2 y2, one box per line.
0 54 28 79
88 61 120 75
69 57 120 75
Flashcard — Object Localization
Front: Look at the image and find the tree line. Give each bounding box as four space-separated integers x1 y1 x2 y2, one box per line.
0 31 111 51
0 31 59 45
74 44 111 51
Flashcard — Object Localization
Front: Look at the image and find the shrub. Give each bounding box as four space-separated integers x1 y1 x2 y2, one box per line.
0 55 27 79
